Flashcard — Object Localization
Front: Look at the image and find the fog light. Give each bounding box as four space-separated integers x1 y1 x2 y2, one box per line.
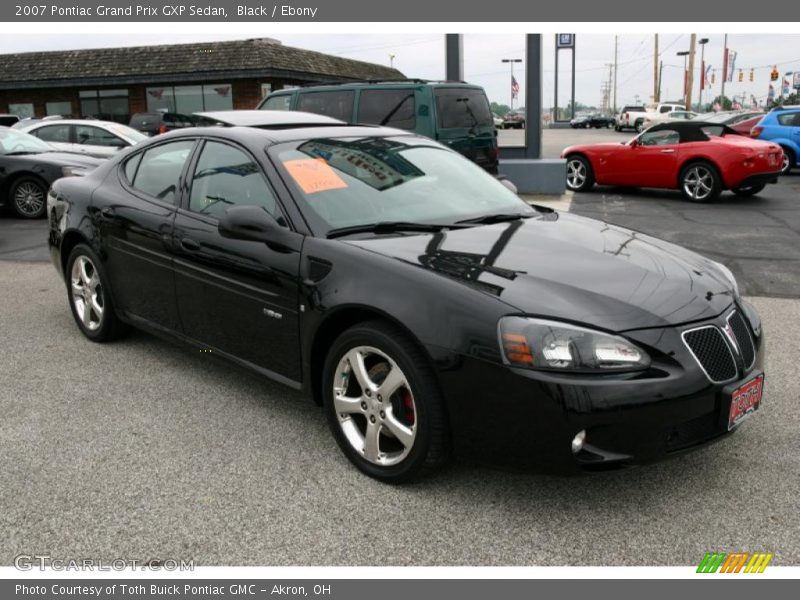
571 430 586 454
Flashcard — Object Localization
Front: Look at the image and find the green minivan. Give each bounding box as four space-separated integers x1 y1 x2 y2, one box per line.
257 79 499 173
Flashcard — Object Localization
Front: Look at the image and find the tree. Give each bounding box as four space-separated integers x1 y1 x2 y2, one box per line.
710 95 733 111
772 92 799 107
490 102 511 117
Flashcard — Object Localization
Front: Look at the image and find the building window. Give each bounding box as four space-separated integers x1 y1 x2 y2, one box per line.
46 101 72 117
79 89 130 124
146 84 233 114
8 103 34 119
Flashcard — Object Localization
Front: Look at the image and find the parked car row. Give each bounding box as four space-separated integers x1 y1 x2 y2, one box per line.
570 113 615 129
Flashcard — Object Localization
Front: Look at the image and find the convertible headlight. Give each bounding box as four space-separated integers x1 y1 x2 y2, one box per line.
713 261 740 299
499 317 651 372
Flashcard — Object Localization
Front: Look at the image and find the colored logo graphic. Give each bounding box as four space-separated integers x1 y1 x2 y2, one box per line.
697 552 773 573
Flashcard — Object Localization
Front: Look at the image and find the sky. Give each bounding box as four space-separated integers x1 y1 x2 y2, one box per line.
2 32 799 111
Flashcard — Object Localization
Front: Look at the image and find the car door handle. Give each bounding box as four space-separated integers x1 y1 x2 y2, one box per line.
660 149 675 153
100 207 116 219
180 237 201 251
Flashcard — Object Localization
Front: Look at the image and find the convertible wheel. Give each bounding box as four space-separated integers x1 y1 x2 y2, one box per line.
680 162 721 203
323 321 449 482
565 155 595 192
10 177 47 219
66 244 128 342
780 148 794 175
732 183 766 197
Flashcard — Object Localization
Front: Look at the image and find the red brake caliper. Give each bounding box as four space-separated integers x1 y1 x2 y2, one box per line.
401 389 415 426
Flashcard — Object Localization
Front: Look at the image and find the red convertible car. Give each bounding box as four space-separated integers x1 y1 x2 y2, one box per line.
561 121 784 202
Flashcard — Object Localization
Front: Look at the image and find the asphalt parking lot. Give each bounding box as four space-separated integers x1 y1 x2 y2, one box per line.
1 127 798 566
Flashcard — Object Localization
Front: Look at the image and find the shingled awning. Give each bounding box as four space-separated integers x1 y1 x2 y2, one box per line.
0 38 405 90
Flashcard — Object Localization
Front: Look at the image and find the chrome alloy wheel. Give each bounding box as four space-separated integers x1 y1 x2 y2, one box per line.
566 159 587 190
682 165 715 201
70 256 104 331
332 346 417 467
13 181 45 217
782 153 791 174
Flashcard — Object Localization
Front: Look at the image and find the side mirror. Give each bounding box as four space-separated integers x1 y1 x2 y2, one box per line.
630 138 640 148
218 205 297 252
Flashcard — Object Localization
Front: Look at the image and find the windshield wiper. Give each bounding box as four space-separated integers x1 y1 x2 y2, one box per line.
455 212 534 225
327 221 466 239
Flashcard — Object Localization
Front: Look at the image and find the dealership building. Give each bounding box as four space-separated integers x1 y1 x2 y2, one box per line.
0 37 403 122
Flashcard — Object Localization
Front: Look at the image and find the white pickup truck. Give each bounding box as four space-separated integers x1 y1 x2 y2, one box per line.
616 103 686 132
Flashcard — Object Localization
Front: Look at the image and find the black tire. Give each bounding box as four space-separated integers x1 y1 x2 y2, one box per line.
614 125 622 132
584 122 591 129
780 147 795 175
322 320 450 482
635 120 645 133
9 176 47 219
65 244 129 342
565 154 595 192
679 161 722 203
732 183 766 197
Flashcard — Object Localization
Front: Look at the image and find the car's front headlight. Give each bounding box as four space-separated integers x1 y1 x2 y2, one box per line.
62 166 88 177
499 316 651 372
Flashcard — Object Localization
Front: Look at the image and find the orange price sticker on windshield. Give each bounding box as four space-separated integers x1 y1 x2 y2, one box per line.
284 158 348 194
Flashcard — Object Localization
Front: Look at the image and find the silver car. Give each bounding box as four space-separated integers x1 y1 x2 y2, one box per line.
19 119 147 159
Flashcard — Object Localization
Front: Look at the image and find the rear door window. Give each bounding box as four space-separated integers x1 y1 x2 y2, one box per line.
297 91 354 121
357 89 416 130
131 140 195 204
32 124 72 143
434 88 493 129
777 112 800 126
262 95 292 110
75 125 126 147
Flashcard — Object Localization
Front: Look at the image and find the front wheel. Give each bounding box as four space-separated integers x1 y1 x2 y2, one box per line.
565 155 595 192
323 321 450 482
10 176 47 219
679 162 721 203
732 183 766 197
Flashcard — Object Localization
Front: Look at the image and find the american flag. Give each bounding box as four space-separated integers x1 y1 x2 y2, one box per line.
511 76 519 100
783 78 791 95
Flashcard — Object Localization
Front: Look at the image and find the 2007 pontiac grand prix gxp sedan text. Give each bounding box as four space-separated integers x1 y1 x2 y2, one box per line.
47 110 765 482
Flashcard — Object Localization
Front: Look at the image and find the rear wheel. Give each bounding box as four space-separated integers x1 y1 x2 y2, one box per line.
780 147 795 174
323 321 450 482
565 155 595 192
10 176 47 219
65 244 129 342
732 183 766 197
679 162 721 203
635 120 645 133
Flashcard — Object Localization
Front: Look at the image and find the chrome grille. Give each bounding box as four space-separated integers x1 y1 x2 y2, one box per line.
727 311 756 370
682 326 737 383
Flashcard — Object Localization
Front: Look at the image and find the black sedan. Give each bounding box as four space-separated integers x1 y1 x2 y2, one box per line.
47 111 765 481
1 127 103 218
570 113 616 128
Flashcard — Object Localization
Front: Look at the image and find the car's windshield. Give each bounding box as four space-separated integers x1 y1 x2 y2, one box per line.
107 124 148 143
273 136 531 235
0 128 53 154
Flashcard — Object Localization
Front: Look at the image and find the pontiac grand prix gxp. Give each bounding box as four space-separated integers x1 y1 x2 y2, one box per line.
47 111 764 481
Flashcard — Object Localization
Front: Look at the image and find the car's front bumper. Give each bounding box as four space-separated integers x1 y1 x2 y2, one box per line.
431 307 764 473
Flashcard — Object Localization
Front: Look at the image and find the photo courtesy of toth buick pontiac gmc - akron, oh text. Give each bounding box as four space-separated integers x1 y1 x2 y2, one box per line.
46 110 765 482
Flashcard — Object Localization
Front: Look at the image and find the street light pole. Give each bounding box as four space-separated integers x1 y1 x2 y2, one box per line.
501 58 523 110
677 51 690 106
697 38 709 111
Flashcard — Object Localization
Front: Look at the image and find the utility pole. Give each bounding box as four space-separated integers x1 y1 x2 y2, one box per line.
697 38 709 111
658 60 663 102
686 34 696 110
721 33 728 103
653 34 660 104
613 35 618 113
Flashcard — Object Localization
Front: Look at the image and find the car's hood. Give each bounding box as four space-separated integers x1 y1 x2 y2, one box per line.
33 151 105 168
345 211 734 332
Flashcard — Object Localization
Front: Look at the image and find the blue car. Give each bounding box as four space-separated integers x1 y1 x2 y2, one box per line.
752 105 800 174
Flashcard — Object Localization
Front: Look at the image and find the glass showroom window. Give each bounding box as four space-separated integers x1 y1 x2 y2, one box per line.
146 84 233 113
79 89 130 123
46 101 72 117
8 103 34 119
